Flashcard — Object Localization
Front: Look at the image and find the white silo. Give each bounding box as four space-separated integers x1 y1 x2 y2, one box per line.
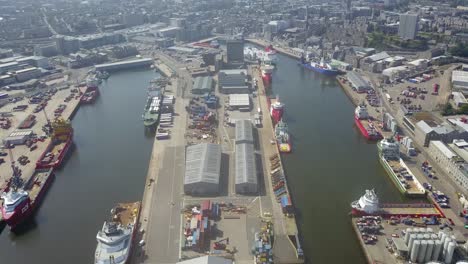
409 234 417 252
405 228 413 245
411 240 421 263
431 234 439 241
440 232 447 243
419 240 428 263
424 233 431 240
418 234 425 241
443 237 452 256
438 231 443 239
425 240 434 262
427 227 434 233
444 242 456 264
433 240 443 261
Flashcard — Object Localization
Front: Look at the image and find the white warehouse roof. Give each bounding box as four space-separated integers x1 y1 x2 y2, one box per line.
185 143 221 185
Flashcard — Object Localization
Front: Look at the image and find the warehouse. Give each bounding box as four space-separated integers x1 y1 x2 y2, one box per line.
452 70 468 92
177 256 232 264
184 143 222 196
3 130 33 145
235 143 257 194
192 76 213 94
346 71 372 92
218 69 249 94
235 120 254 144
228 94 250 110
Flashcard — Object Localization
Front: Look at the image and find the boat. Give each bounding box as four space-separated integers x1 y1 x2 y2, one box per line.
36 119 73 169
351 189 380 216
95 202 141 264
81 90 99 104
143 92 161 129
377 138 426 197
264 45 278 65
354 104 383 141
86 76 100 90
210 40 220 48
300 57 340 76
261 65 274 84
1 168 54 230
269 95 284 124
275 120 291 153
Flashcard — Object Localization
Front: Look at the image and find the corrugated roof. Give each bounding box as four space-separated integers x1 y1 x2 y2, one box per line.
416 120 434 134
367 51 390 62
193 76 213 91
346 71 371 89
431 141 457 159
235 120 253 144
235 143 257 185
185 143 221 185
177 256 232 264
229 94 250 106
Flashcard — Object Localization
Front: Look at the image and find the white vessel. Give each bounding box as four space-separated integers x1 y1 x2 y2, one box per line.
351 189 380 215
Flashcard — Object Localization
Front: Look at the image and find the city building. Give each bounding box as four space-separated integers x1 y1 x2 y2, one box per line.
226 40 244 64
346 71 372 92
218 69 249 94
184 143 222 196
398 14 418 40
235 142 257 194
14 67 42 82
192 76 214 95
414 120 468 147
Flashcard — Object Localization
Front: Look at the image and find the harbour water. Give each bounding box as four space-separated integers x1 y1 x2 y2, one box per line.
0 69 158 263
0 55 409 263
270 53 404 263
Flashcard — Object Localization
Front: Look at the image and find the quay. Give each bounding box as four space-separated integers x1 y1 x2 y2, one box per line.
252 65 304 263
245 38 302 60
95 58 153 72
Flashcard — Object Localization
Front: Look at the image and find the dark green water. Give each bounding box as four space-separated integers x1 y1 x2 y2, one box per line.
271 53 404 263
0 69 158 263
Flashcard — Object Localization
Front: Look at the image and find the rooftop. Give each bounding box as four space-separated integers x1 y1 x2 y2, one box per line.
185 143 222 185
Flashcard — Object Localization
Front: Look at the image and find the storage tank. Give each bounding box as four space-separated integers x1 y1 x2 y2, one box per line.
427 227 434 233
419 240 428 263
438 231 443 240
424 234 431 240
425 240 434 262
418 234 425 241
433 240 443 261
405 228 413 244
444 242 456 264
419 227 426 233
411 240 421 263
440 232 446 243
409 234 417 252
443 237 451 256
431 234 439 241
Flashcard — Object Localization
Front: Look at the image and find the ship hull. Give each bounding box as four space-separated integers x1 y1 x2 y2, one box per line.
278 142 292 153
1 199 32 230
36 137 73 169
262 73 272 84
379 156 407 195
80 90 99 104
354 117 382 141
301 63 340 76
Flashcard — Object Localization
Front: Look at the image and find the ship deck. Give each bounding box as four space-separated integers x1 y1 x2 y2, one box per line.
26 169 53 202
386 159 425 195
381 204 441 217
113 202 140 226
359 119 382 134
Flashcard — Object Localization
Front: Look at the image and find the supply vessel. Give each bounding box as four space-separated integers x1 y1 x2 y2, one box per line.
94 202 141 264
36 118 73 169
378 138 426 197
143 91 162 129
300 57 340 76
269 95 284 124
354 104 383 141
81 77 100 104
275 120 292 153
261 65 274 84
1 168 54 230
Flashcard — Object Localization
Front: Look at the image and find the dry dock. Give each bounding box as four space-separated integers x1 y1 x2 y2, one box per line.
252 65 304 263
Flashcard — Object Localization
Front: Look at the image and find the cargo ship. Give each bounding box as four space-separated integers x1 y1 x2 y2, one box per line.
95 202 141 264
378 138 426 197
81 77 100 104
275 120 291 153
36 119 73 169
354 104 383 141
143 92 161 129
261 65 274 84
264 45 278 65
1 168 54 230
300 57 340 76
269 96 284 124
351 189 380 216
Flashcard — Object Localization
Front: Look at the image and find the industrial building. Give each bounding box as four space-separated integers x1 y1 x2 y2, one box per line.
452 70 468 92
192 76 214 94
3 130 34 145
218 69 249 94
95 58 153 72
228 94 250 110
184 143 222 196
235 120 254 145
346 71 372 92
414 120 466 147
15 67 42 82
452 92 468 108
177 256 232 264
226 40 244 64
235 143 257 194
398 14 418 40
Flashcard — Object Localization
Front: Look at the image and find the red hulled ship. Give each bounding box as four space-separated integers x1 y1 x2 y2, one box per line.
261 65 274 85
354 104 382 141
80 77 99 104
36 119 73 169
1 166 54 230
269 95 284 124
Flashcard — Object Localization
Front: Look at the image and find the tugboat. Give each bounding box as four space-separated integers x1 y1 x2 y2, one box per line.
95 202 141 264
351 189 380 216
